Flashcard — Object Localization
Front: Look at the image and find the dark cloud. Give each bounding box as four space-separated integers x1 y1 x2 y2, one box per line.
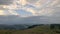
0 0 14 5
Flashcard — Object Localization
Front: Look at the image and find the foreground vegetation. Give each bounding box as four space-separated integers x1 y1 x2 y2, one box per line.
0 24 60 34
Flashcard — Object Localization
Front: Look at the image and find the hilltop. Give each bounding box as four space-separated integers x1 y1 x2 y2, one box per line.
0 24 60 34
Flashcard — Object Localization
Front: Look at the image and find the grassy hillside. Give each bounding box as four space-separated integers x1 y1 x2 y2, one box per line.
0 25 60 34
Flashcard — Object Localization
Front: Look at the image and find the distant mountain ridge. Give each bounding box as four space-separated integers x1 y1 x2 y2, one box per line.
0 24 43 30
0 24 28 30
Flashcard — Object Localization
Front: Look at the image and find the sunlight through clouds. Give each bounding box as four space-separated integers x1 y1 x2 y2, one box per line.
0 10 5 15
0 0 60 17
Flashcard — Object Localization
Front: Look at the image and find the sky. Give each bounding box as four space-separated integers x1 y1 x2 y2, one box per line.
0 0 60 24
0 0 59 17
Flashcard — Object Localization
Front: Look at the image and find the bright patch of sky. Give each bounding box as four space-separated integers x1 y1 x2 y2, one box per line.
16 9 33 17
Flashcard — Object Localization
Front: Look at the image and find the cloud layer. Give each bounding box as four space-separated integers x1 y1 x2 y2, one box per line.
20 0 60 16
0 0 60 16
0 15 60 24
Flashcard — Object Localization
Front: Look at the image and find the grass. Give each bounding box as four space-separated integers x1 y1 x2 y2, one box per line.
0 25 60 34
